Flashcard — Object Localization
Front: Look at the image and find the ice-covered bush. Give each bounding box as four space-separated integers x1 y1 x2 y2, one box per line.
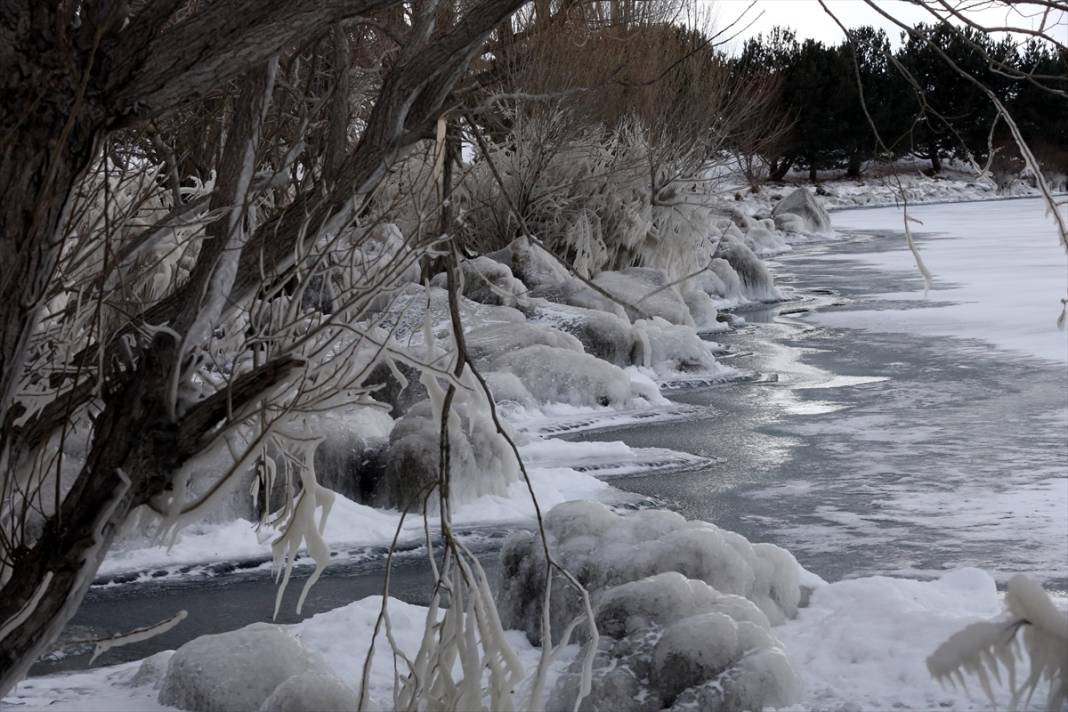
771 187 833 236
158 623 334 712
498 502 803 648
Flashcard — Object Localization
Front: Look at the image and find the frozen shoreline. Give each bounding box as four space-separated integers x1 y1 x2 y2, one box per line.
9 193 1067 712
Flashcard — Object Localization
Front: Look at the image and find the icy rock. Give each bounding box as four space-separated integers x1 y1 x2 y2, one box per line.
378 395 517 509
313 405 393 504
667 648 802 712
429 255 528 308
489 345 635 408
465 322 584 366
487 236 571 289
484 371 538 410
633 318 730 376
257 672 356 712
529 277 630 321
128 650 174 689
710 236 781 304
593 268 695 327
680 288 724 332
547 570 801 711
497 501 802 645
531 302 641 367
652 612 739 700
772 187 832 236
743 224 790 256
363 359 427 418
158 623 331 712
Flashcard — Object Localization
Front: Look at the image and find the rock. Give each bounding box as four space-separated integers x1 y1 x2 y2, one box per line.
257 672 356 712
158 623 330 712
771 187 832 236
486 237 571 289
531 302 641 367
528 278 629 321
429 256 527 308
593 268 694 326
465 322 584 367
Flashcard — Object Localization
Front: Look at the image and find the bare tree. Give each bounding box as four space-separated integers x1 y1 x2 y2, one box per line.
0 0 526 693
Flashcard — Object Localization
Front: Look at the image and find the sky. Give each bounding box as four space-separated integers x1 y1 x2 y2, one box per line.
704 0 1068 51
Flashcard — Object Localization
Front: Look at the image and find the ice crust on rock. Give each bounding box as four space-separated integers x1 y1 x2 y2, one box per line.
593 268 695 326
498 501 803 647
378 395 518 509
545 570 801 712
487 236 572 290
312 405 393 504
257 672 356 712
529 277 630 320
158 623 332 712
707 236 781 304
490 345 655 408
429 255 528 308
772 187 833 236
465 321 584 365
530 301 641 367
632 318 733 377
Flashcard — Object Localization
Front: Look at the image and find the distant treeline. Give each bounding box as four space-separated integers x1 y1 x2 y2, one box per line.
731 25 1068 181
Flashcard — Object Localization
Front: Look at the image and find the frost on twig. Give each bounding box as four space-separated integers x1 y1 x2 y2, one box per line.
928 574 1068 711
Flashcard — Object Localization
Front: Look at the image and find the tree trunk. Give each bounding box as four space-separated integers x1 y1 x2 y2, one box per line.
930 148 943 174
846 152 863 178
768 156 792 182
809 162 818 183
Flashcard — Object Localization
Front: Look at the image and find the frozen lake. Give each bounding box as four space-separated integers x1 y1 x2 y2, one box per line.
591 197 1067 590
33 197 1068 677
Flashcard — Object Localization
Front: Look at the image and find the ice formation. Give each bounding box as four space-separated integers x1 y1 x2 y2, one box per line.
593 267 696 326
486 236 572 290
258 671 357 712
631 318 734 378
378 392 519 509
771 187 833 237
464 321 584 365
498 501 803 646
707 235 781 304
529 277 630 320
429 255 528 308
158 623 335 712
489 345 657 408
312 405 394 503
529 301 642 367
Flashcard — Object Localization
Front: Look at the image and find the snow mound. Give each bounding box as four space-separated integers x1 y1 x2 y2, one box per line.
158 623 332 712
257 672 355 712
378 394 519 509
497 501 803 648
530 301 641 367
771 187 832 237
547 570 801 711
490 345 656 408
593 267 695 326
